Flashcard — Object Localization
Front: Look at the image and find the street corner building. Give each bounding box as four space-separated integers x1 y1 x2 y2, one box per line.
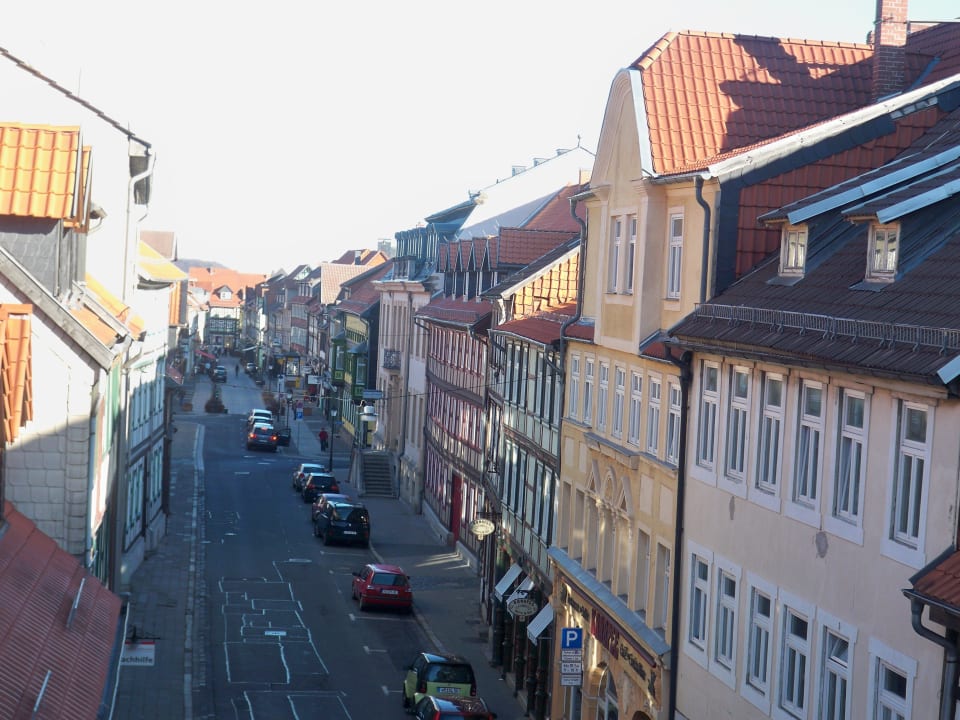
0 500 124 719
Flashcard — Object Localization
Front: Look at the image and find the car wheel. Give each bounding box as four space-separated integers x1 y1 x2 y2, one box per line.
358 594 366 611
401 686 410 708
313 522 320 537
322 529 330 546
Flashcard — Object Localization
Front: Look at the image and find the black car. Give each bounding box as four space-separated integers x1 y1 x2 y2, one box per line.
412 694 496 720
313 499 369 546
276 426 291 446
301 472 339 503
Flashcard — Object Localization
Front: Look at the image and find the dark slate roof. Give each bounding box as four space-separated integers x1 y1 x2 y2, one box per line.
0 502 123 718
670 112 960 383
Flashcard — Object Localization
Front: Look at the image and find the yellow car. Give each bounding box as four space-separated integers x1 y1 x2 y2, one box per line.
402 652 477 710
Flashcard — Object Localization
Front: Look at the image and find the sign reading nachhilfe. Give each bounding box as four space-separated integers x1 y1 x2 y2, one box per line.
121 640 155 666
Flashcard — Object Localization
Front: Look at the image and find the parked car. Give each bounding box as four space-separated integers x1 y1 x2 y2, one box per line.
412 694 496 720
245 362 256 374
212 365 228 382
276 426 291 446
351 562 411 611
315 499 370 546
301 472 339 503
253 372 265 386
247 408 273 428
246 423 278 452
402 653 477 709
293 462 327 492
311 492 351 522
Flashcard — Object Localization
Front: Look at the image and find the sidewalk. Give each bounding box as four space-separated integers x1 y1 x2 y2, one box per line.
113 407 529 719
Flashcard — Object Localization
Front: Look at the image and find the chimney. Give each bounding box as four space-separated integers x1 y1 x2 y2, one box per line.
873 0 908 99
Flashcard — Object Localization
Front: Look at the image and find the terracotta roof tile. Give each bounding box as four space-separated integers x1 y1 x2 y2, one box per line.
417 296 493 328
0 501 122 719
336 261 394 315
494 303 577 345
0 123 88 222
911 548 960 609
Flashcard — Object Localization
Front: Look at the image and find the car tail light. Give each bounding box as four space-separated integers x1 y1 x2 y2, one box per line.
417 681 427 694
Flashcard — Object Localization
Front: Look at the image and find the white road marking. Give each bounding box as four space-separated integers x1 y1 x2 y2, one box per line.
363 646 387 654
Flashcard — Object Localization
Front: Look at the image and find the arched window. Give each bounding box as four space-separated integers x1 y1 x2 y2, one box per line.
596 668 618 720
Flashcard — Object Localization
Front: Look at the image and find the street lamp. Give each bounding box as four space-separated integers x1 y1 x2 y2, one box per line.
328 408 338 469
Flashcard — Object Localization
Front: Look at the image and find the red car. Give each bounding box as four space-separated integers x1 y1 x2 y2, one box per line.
351 563 412 612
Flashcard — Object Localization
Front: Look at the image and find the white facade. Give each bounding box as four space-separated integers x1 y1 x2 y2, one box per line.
678 357 954 718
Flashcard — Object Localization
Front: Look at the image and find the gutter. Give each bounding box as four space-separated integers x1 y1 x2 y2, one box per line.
663 345 692 720
904 592 959 720
694 176 712 304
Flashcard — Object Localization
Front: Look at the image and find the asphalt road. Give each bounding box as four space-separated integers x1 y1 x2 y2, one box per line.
195 368 425 719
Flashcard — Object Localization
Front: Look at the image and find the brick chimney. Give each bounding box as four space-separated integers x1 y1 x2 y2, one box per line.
873 0 908 99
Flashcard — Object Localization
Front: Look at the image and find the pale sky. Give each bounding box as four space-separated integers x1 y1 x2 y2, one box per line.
4 0 959 274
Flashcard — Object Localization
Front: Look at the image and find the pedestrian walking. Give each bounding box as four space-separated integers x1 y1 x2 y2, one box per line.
318 428 329 451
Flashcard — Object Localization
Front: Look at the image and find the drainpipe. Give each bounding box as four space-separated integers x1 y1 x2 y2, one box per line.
664 346 692 720
559 192 589 402
907 594 959 720
694 175 712 304
123 153 155 303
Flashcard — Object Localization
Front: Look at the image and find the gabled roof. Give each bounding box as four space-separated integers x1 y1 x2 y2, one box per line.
0 123 90 226
336 261 393 317
455 147 593 239
320 262 375 305
0 501 122 719
633 20 960 177
187 266 266 295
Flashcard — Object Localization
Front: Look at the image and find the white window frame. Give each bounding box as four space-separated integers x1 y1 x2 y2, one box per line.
583 357 594 425
685 540 712 670
813 611 857 720
867 638 917 720
867 223 899 281
774 591 815 720
780 225 808 276
568 354 581 420
882 399 932 568
696 361 719 476
634 525 651 617
826 388 869 546
666 382 681 465
612 366 625 438
787 379 824 528
724 366 751 485
628 371 642 446
751 372 784 512
625 215 637 293
710 555 740 689
607 216 622 292
598 362 609 431
667 211 683 299
741 573 777 714
647 375 661 456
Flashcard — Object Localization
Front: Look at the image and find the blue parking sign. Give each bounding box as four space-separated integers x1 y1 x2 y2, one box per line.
560 627 583 649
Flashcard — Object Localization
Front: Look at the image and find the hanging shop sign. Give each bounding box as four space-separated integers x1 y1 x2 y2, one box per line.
507 593 539 618
469 518 496 537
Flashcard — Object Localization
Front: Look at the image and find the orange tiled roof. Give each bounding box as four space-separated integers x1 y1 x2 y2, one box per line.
337 261 394 315
187 267 267 295
81 275 144 340
0 501 122 719
0 304 32 442
635 32 875 175
0 123 91 225
494 302 577 345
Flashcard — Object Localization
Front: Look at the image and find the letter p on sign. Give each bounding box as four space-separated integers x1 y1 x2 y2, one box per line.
561 627 583 649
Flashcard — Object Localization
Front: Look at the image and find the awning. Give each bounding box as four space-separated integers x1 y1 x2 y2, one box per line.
165 364 183 385
493 564 523 601
197 349 216 360
507 577 535 605
527 603 554 642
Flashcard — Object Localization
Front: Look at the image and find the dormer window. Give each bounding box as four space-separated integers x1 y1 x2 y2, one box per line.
779 225 807 276
868 224 899 281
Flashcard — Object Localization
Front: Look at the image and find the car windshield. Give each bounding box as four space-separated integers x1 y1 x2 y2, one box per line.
371 572 406 586
346 509 369 524
425 665 473 683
